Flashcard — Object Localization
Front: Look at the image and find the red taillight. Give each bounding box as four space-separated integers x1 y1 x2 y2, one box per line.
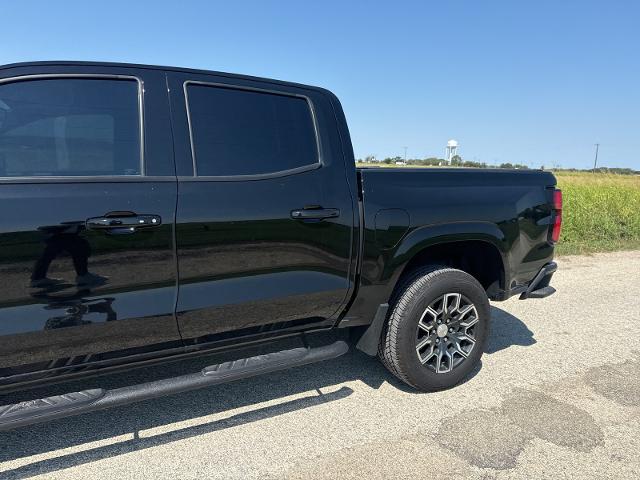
550 189 562 243
553 189 563 210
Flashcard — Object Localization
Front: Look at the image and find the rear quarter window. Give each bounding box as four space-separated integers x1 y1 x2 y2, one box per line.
186 84 319 177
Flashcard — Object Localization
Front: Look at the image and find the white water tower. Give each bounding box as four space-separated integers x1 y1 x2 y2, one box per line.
446 139 459 164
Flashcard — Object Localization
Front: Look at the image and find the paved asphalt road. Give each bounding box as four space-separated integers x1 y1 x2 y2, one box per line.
1 251 639 479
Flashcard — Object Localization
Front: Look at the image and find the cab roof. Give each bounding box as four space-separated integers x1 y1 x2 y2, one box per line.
0 60 327 93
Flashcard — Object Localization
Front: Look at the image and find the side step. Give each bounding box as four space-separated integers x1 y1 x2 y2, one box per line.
0 340 349 431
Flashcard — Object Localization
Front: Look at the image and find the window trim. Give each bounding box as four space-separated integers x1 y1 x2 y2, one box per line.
183 80 323 181
0 73 145 180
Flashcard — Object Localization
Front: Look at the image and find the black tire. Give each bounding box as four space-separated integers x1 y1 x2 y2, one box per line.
378 266 490 391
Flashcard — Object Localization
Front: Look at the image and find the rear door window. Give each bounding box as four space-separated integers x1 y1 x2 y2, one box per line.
186 84 319 176
0 78 141 177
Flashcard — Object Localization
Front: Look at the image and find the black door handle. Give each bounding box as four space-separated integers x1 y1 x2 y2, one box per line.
290 208 340 221
86 212 162 234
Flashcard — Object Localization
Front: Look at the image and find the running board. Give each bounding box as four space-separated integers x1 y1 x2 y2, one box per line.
0 340 349 431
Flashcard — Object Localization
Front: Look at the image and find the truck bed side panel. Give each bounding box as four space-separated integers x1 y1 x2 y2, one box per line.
344 168 556 326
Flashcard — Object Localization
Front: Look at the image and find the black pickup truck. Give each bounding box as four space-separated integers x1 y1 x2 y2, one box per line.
0 61 561 430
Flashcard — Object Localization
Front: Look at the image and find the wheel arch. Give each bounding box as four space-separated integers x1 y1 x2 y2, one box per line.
385 222 508 301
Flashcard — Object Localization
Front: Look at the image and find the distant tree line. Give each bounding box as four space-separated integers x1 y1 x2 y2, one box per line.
357 155 639 174
359 155 530 170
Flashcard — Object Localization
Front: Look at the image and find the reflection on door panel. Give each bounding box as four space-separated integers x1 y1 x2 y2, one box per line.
0 183 180 376
175 177 353 340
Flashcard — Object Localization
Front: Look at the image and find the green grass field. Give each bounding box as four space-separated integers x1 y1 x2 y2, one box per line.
355 163 640 256
554 171 640 255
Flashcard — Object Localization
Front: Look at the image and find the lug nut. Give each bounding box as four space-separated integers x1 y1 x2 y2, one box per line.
444 337 448 341
449 328 453 332
435 338 440 343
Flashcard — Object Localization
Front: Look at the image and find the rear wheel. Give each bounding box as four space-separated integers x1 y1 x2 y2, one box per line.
379 266 490 391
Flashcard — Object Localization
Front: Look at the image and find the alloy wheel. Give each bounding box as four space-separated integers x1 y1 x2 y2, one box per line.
415 293 479 373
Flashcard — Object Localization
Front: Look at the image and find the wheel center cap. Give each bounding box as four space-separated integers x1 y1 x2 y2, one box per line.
436 324 448 338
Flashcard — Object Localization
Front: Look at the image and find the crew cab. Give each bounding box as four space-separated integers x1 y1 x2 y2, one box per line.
0 61 560 430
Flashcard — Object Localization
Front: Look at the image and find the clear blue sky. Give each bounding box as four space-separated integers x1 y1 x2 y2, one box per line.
2 1 638 169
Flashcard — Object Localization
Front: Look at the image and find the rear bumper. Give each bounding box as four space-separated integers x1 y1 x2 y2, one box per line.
519 262 557 299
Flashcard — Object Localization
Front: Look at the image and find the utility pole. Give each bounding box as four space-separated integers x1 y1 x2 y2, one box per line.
593 143 599 173
403 146 408 163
